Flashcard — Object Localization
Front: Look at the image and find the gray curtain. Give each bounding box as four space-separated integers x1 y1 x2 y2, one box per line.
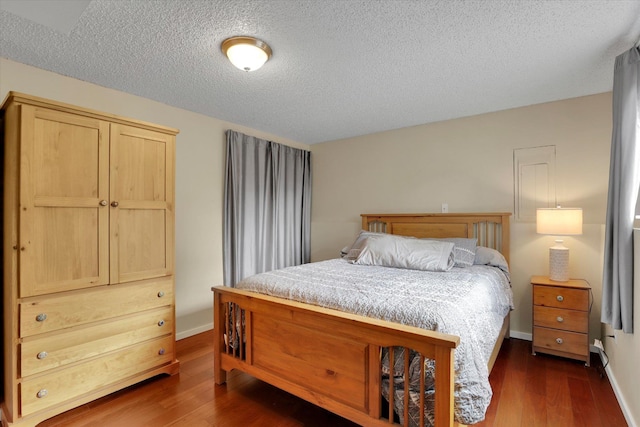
601 46 640 333
223 130 311 286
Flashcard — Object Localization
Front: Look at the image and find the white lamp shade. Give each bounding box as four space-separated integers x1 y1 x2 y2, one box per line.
536 208 583 235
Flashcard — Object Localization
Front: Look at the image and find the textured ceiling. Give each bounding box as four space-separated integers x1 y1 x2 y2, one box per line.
1 0 639 144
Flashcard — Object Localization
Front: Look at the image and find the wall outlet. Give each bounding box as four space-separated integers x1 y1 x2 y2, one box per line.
441 203 449 213
594 339 604 351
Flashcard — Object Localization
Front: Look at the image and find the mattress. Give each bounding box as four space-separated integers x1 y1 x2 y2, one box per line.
234 258 513 425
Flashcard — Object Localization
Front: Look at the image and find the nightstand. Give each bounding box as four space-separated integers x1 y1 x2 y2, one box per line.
531 275 590 366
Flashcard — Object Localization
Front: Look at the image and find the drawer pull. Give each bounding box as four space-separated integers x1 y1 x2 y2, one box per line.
35 313 47 322
556 295 564 302
556 338 564 345
158 348 166 355
36 389 48 399
157 291 165 298
556 316 564 323
37 351 48 360
158 319 165 327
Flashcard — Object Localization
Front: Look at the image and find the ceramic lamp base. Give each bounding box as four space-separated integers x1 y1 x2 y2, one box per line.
549 239 569 282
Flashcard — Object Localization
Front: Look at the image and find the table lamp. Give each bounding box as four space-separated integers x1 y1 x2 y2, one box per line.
536 207 583 282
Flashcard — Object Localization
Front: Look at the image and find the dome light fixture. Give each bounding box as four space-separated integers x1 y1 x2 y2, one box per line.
221 36 272 72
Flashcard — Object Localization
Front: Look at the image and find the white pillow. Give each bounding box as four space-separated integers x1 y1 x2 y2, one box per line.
353 233 455 272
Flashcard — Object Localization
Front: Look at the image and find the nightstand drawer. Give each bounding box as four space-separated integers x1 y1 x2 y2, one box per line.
533 305 588 333
533 285 588 311
533 327 588 357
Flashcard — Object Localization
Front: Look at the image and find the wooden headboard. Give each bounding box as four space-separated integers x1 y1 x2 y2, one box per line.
361 212 511 264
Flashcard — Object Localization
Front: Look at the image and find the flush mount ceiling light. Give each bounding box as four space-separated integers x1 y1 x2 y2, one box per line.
221 36 272 72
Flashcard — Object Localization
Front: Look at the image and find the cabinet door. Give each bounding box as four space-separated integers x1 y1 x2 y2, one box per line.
20 106 110 297
109 124 175 283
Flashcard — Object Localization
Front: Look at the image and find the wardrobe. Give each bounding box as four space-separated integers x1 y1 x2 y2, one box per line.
1 92 179 426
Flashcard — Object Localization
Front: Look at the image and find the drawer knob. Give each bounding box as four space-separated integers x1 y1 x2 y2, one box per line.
556 316 564 323
556 295 564 302
158 348 166 355
111 201 119 207
157 291 165 298
37 351 48 360
556 338 564 345
158 319 165 327
99 200 108 206
36 389 48 399
35 313 47 322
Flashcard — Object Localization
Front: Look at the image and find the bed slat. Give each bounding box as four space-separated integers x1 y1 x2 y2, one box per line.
419 354 426 427
404 348 410 427
389 348 395 424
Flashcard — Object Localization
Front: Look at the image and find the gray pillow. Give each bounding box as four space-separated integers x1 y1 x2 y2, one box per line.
344 233 476 267
473 246 510 280
429 237 477 268
353 233 455 272
342 231 386 261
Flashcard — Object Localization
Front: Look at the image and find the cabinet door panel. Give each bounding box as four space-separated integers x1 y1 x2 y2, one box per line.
110 124 174 283
118 209 167 277
33 207 100 287
20 106 109 297
113 134 166 201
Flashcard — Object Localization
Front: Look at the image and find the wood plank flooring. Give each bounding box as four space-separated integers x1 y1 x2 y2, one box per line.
40 332 627 427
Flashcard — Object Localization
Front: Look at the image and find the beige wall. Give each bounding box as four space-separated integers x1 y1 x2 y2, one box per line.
310 92 640 423
0 58 309 339
311 93 611 341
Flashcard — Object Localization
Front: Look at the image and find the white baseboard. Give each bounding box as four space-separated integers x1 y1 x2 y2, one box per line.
176 322 213 341
509 330 531 341
598 351 638 427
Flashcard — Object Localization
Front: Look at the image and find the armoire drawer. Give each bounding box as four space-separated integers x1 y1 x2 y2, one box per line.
20 335 174 417
21 306 174 377
20 277 173 337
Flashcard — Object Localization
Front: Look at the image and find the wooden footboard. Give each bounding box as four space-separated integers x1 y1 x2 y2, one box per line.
212 286 460 427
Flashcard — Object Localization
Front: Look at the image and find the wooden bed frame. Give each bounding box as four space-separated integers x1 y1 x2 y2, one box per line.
212 212 511 427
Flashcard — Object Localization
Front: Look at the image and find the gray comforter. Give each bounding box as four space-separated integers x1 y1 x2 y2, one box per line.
235 258 513 425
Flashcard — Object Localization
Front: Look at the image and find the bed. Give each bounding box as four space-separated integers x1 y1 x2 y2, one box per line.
212 212 512 427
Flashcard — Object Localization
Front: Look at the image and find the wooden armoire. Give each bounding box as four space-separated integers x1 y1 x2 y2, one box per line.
0 92 179 426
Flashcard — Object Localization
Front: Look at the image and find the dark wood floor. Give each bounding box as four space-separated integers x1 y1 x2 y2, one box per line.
40 331 627 427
